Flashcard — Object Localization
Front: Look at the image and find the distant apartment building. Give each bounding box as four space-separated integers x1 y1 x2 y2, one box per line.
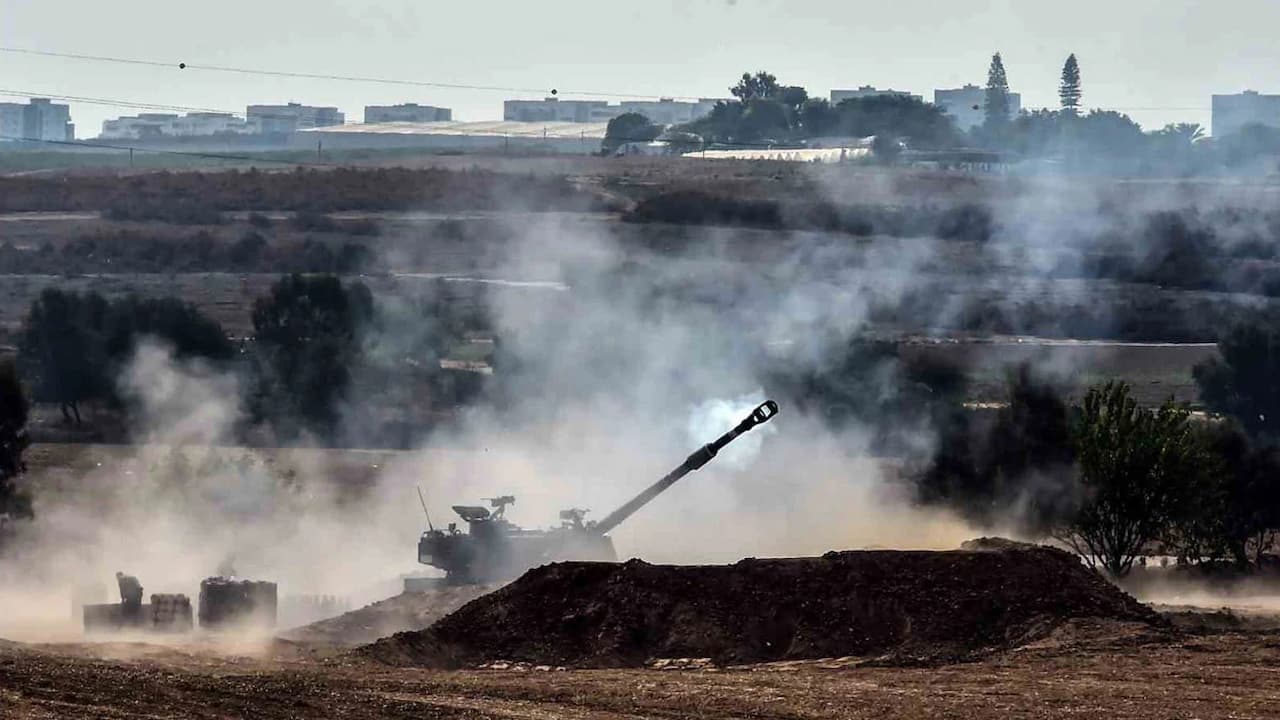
101 112 255 139
934 84 1023 131
503 97 621 123
24 98 75 141
830 86 923 104
246 103 345 133
1212 90 1280 138
0 103 24 140
364 103 452 123
0 98 74 142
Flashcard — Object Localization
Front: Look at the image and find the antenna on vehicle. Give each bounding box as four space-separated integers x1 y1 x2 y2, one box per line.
416 485 435 532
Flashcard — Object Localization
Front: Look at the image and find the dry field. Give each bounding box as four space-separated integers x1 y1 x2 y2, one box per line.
1 622 1278 719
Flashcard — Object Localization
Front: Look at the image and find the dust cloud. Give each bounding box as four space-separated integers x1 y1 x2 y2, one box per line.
18 176 1217 641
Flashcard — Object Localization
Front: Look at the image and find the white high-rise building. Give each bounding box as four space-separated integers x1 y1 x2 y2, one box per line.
4 98 75 141
1212 91 1280 138
0 103 25 140
934 84 1022 131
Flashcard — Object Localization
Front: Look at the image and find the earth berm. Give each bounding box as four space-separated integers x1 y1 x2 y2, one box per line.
364 546 1164 668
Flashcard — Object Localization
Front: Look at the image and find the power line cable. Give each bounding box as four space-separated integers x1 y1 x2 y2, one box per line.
0 46 702 101
1 47 1220 115
0 88 358 125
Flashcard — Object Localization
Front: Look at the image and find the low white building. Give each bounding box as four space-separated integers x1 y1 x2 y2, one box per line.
300 120 610 155
831 86 923 104
617 98 718 125
934 84 1022 131
504 98 618 123
1212 90 1280 138
101 112 254 139
365 103 452 123
246 103 345 133
504 96 725 126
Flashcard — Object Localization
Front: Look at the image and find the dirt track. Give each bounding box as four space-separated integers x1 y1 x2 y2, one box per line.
3 623 1280 719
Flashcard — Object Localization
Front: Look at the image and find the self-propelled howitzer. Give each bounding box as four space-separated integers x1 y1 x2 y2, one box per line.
416 400 779 584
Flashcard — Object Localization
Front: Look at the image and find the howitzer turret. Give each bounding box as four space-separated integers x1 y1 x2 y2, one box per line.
417 400 779 584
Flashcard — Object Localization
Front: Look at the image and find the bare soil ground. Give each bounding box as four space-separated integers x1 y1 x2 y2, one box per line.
2 622 1279 719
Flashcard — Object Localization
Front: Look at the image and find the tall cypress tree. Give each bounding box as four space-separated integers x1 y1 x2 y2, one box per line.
984 53 1011 134
1060 54 1082 115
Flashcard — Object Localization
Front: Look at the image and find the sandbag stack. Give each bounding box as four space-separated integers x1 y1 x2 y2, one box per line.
198 577 278 629
150 593 194 632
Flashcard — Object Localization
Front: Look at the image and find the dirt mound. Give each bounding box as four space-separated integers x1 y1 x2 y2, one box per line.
363 548 1162 668
960 536 1042 552
280 585 497 647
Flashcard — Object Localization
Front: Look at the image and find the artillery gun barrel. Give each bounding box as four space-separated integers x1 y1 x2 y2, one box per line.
593 400 778 535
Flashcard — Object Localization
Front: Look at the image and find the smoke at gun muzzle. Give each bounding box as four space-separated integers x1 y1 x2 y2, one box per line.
686 391 778 470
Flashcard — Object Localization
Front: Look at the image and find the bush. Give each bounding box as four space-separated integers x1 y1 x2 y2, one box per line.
16 289 233 423
1194 318 1280 441
249 274 374 441
1059 383 1209 576
0 358 33 528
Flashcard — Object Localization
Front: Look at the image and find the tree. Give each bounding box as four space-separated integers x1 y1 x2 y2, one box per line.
17 290 233 425
1154 122 1205 145
832 95 960 149
915 363 1075 533
1194 318 1280 442
737 98 791 142
17 289 111 424
730 71 780 102
602 112 661 154
249 274 374 440
1060 382 1208 576
105 296 235 368
1149 123 1207 173
0 359 33 528
1191 421 1280 568
1216 123 1280 170
983 53 1012 138
1059 54 1082 114
799 99 837 136
777 85 810 123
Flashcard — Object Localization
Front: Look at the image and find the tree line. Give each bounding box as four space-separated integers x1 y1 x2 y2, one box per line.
606 62 1280 174
907 317 1280 576
11 275 480 440
0 166 614 215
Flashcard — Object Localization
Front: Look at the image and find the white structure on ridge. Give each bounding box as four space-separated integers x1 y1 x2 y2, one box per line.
934 84 1023 131
1212 90 1280 138
830 86 923 104
101 112 255 139
364 103 452 123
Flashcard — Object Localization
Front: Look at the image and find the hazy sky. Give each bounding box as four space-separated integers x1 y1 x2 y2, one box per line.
1 0 1276 137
